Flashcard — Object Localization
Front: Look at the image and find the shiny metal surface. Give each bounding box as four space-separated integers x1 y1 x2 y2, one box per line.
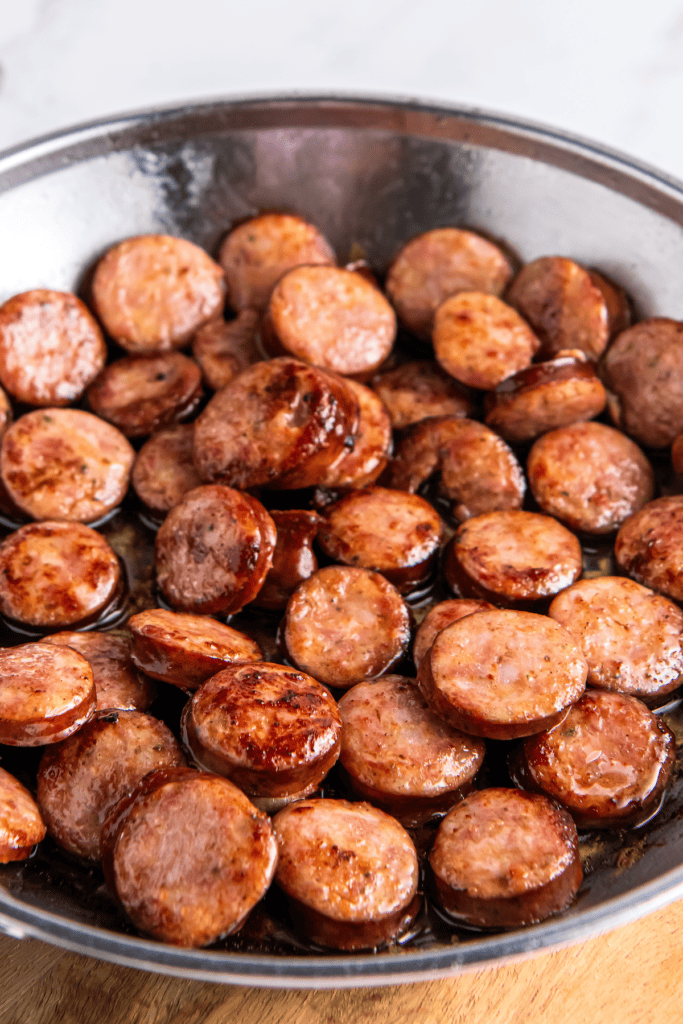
1 94 683 987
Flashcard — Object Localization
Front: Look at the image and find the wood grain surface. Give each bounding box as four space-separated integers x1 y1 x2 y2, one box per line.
2 897 683 1024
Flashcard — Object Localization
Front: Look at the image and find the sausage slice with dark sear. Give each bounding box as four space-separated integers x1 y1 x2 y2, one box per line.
385 228 514 340
0 767 46 862
131 423 202 521
429 788 582 929
1 408 135 523
615 495 683 602
87 352 203 439
413 599 495 669
283 566 412 690
252 509 322 611
510 690 676 829
0 289 106 406
191 309 260 391
417 609 587 740
317 379 392 491
339 675 485 826
219 213 335 313
272 798 420 950
0 642 95 745
91 234 226 354
37 709 185 861
128 608 262 690
101 767 277 947
40 631 156 712
371 360 475 429
181 661 341 806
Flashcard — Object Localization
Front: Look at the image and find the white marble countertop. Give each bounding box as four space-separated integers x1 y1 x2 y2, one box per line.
1 0 682 180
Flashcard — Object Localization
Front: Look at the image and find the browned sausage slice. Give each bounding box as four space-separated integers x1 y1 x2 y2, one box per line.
412 599 495 669
128 608 262 690
131 423 202 521
154 485 275 616
483 351 607 443
527 422 654 534
283 566 412 690
432 291 540 390
0 642 95 745
39 631 156 712
252 509 322 611
261 265 396 378
0 521 123 629
385 228 514 340
511 691 676 828
317 486 443 594
371 360 475 429
36 709 185 861
191 309 260 391
101 767 277 947
218 213 335 312
272 798 420 950
417 610 587 740
0 767 46 862
615 495 683 601
181 662 341 803
193 358 359 491
317 379 392 491
91 234 226 354
338 675 485 826
388 417 525 523
87 353 203 439
444 511 583 607
429 788 582 928
1 409 135 523
600 318 683 448
548 576 683 704
507 256 610 359
0 290 106 406
588 270 632 338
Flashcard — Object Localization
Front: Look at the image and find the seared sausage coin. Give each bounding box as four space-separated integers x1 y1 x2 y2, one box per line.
40 631 156 712
615 495 683 601
371 360 475 429
413 599 495 669
0 767 46 862
191 309 260 391
131 423 203 521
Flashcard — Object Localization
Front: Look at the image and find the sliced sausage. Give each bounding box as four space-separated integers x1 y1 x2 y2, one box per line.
527 422 654 534
371 360 475 429
507 256 610 359
272 798 420 950
0 767 46 862
0 521 123 629
615 495 683 601
588 269 632 338
317 379 392 491
283 566 412 690
444 510 583 607
317 486 443 594
1 409 135 524
510 690 676 829
218 213 335 312
338 675 485 827
40 631 156 712
600 318 683 448
128 607 262 690
0 289 106 406
154 485 276 616
429 788 582 929
252 509 322 611
483 351 607 443
87 352 203 439
91 234 226 354
385 228 514 340
388 416 525 523
413 599 495 669
0 642 95 745
181 662 341 803
37 709 185 861
192 358 359 491
432 291 540 390
548 576 683 704
101 767 277 947
417 610 587 740
261 265 396 378
131 423 202 521
191 309 260 391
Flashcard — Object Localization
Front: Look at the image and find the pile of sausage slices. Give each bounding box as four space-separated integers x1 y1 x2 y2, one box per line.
0 214 682 952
